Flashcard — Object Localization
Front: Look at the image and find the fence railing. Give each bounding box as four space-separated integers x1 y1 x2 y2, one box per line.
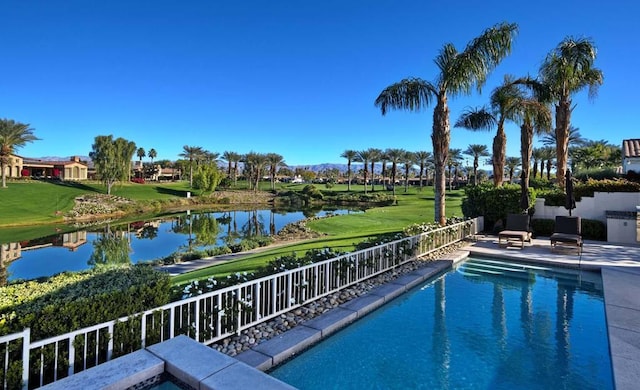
0 218 478 389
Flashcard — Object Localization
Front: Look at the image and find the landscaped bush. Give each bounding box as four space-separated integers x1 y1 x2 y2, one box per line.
530 218 554 237
581 219 606 241
530 218 605 240
0 265 170 340
573 168 620 182
539 178 640 207
331 192 395 205
462 184 535 230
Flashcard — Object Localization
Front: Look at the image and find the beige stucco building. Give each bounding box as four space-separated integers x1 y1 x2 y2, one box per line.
3 154 88 180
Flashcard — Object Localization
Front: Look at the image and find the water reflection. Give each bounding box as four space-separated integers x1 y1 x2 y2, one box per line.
3 206 362 283
88 225 132 269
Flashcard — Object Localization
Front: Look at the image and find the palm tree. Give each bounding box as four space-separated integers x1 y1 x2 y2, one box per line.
510 78 552 210
402 151 415 192
148 148 157 163
266 153 285 190
367 148 383 191
541 125 585 149
413 151 432 190
340 149 358 191
179 145 204 188
375 22 517 225
455 75 526 186
243 152 268 192
0 119 39 188
540 37 603 187
222 151 242 186
385 148 406 196
539 147 555 180
463 144 489 186
505 156 521 184
355 149 374 193
531 147 544 179
136 147 146 169
446 149 463 190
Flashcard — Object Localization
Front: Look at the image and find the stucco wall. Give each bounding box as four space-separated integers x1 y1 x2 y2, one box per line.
533 192 640 223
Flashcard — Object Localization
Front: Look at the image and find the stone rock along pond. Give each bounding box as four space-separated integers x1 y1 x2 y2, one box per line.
1 206 363 283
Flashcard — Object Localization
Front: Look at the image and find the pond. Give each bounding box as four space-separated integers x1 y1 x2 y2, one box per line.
0 206 362 283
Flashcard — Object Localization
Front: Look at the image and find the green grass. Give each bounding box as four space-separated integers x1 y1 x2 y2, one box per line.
0 180 194 227
171 186 465 285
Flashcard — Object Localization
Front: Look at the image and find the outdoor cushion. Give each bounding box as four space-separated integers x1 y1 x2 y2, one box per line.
550 216 583 253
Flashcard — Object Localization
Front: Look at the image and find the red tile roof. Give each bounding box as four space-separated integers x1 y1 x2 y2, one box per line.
623 139 640 158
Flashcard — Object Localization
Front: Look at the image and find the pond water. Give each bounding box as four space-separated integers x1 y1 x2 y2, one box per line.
1 206 362 283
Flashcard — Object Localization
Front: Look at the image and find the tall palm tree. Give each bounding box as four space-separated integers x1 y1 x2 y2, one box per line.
505 156 521 184
385 148 406 196
541 126 585 149
540 37 603 187
402 151 415 192
380 151 389 186
375 22 517 225
340 149 358 191
413 151 432 190
266 153 285 190
367 148 383 191
136 147 145 165
222 151 242 186
355 149 374 193
0 119 39 188
531 147 544 179
243 152 268 192
455 75 525 186
446 149 463 190
179 145 204 188
148 148 157 164
510 79 552 210
539 147 555 180
463 144 489 186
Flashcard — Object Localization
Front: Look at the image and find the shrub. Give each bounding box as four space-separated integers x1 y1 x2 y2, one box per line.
462 184 535 230
531 218 554 237
573 168 620 182
0 265 170 340
531 218 606 241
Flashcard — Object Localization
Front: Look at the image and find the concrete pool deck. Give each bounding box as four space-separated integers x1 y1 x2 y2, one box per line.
234 236 640 390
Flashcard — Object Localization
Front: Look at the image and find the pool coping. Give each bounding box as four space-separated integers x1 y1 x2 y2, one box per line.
235 239 640 390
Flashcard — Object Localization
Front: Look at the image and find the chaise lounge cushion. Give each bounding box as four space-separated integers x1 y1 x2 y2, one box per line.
550 216 582 252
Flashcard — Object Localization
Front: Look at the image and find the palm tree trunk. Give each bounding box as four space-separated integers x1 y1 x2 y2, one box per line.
520 124 534 211
432 97 449 226
555 100 572 188
347 162 351 191
473 158 479 186
1 160 7 188
492 126 506 186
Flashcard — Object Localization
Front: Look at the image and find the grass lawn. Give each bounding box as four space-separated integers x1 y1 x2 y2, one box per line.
171 186 465 285
0 180 194 227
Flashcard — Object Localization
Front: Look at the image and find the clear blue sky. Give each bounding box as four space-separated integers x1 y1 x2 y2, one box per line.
2 0 638 167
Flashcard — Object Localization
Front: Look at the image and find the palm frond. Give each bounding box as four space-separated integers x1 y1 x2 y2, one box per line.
454 107 497 130
374 78 436 115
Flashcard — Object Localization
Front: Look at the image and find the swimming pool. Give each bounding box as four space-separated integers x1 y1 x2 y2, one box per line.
269 257 613 389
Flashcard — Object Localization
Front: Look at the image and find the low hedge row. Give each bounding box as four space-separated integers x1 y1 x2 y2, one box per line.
0 265 170 341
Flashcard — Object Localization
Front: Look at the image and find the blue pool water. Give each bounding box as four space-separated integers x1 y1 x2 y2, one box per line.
269 257 613 389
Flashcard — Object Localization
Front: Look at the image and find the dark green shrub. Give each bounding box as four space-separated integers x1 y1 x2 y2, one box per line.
581 219 606 241
573 169 620 182
531 218 554 237
531 217 605 241
0 265 170 340
302 184 323 200
462 184 535 230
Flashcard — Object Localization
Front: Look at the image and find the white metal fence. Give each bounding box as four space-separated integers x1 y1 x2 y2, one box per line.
0 218 478 389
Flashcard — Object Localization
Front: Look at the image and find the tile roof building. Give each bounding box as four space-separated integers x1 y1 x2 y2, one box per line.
622 139 640 174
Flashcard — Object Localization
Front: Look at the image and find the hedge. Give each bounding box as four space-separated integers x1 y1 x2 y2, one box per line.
0 265 170 341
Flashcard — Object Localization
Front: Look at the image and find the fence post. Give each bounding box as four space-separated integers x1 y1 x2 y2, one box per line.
21 328 30 390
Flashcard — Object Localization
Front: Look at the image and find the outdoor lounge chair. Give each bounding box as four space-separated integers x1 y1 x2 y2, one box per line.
498 214 532 249
550 216 583 254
